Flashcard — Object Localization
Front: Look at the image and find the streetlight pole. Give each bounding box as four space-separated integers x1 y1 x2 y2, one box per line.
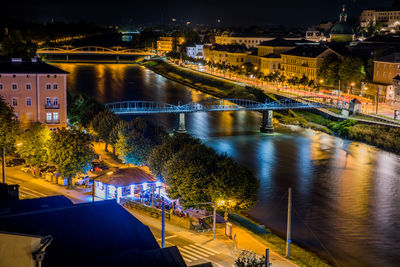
286 187 292 259
162 199 165 248
2 147 5 183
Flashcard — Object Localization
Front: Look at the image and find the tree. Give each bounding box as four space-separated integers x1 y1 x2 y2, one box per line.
210 154 258 210
17 123 50 176
115 118 167 165
48 128 95 188
147 134 201 179
68 93 104 127
0 97 20 170
338 56 366 87
91 110 120 151
162 144 259 210
0 30 38 60
318 53 342 86
163 144 218 204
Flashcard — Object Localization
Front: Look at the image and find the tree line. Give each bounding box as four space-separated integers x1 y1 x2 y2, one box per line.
1 93 259 211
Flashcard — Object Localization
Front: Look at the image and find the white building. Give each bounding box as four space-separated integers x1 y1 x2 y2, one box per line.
186 44 204 59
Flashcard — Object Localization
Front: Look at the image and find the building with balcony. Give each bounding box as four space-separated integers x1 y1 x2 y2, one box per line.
281 46 342 81
0 59 68 129
156 36 185 54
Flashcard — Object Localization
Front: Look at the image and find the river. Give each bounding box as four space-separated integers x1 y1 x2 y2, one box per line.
55 63 400 267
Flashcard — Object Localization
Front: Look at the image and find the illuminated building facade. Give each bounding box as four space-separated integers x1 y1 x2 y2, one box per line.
281 46 342 81
360 8 400 31
157 36 185 53
94 167 163 203
0 59 68 129
203 45 248 66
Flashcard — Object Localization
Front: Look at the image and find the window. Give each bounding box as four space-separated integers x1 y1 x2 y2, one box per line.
12 98 18 106
12 83 18 90
46 112 52 121
53 112 59 121
46 84 51 90
26 97 32 106
46 97 52 106
53 98 59 106
122 186 131 196
53 84 58 90
26 83 31 90
0 83 3 90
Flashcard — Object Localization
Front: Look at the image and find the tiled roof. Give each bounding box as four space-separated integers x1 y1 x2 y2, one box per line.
96 167 157 186
0 61 69 74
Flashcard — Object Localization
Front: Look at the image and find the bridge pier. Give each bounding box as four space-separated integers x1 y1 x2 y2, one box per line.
116 55 119 63
175 113 187 134
260 110 274 133
66 54 69 62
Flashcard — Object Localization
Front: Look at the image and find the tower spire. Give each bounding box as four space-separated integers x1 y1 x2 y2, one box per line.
339 4 347 22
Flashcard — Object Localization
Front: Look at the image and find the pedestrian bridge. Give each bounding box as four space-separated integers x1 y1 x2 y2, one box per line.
105 96 345 133
37 46 155 56
105 96 342 114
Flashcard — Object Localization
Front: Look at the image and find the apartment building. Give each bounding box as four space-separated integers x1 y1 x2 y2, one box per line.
281 46 342 81
203 45 248 66
156 36 185 53
215 34 275 48
0 59 68 129
373 53 400 85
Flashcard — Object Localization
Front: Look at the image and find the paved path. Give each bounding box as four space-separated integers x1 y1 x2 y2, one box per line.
4 165 299 267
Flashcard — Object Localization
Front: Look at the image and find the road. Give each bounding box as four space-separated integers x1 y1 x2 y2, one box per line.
3 166 237 267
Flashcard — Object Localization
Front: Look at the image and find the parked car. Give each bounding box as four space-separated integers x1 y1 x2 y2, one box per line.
75 175 90 186
6 158 25 167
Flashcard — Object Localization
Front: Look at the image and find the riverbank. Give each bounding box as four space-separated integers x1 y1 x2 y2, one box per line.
143 60 400 154
143 60 334 266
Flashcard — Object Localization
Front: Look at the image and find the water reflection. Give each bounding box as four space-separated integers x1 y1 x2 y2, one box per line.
53 63 400 267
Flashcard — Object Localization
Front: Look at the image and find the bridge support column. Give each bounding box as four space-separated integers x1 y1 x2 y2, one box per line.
116 55 119 63
260 110 274 133
175 113 187 134
66 54 69 62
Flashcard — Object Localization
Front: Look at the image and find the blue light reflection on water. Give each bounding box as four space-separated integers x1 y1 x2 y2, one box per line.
57 63 400 267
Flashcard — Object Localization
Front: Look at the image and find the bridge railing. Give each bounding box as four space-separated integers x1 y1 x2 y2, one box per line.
105 96 347 114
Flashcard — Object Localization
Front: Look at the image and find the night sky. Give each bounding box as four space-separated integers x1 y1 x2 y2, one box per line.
3 0 395 26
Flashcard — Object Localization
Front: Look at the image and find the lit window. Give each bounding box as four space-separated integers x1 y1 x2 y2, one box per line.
46 97 52 106
53 112 59 121
12 83 18 90
26 83 31 90
46 112 52 121
46 84 51 90
26 97 32 106
53 84 58 90
12 98 18 106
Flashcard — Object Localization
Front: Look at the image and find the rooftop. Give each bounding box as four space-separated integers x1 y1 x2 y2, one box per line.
0 198 185 267
376 53 400 63
96 167 157 187
282 46 333 58
0 61 69 74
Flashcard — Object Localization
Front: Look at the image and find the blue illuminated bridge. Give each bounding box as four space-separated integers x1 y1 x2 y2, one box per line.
105 96 345 133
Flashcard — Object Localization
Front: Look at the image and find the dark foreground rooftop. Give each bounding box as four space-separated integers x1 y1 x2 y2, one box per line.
0 61 68 74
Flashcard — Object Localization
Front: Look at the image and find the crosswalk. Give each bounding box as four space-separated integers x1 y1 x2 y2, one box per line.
6 178 49 199
178 243 219 264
